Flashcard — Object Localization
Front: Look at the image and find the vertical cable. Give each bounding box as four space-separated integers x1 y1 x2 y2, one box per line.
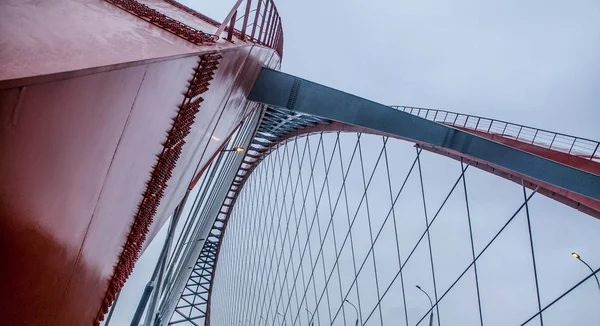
271 138 310 324
239 165 263 324
269 138 303 324
460 160 484 326
415 147 441 326
254 152 282 325
249 159 274 325
412 187 539 325
294 132 358 326
280 135 326 325
321 134 349 326
292 133 341 326
383 137 409 326
265 142 295 324
348 150 466 325
258 144 290 323
522 181 544 326
244 152 268 324
339 133 364 324
313 134 387 325
357 136 385 325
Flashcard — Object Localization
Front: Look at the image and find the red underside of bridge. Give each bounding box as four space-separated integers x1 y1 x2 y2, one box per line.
0 0 281 324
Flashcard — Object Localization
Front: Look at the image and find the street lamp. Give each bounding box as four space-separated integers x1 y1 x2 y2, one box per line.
344 299 359 326
305 307 314 326
571 252 600 293
276 312 286 326
222 146 245 152
416 285 434 326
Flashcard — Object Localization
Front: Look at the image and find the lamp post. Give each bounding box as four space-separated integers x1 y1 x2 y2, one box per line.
416 285 434 326
344 299 359 326
305 308 314 326
572 252 600 293
222 146 245 152
276 312 286 326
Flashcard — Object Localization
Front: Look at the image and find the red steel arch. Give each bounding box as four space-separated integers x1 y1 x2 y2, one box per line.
193 103 600 325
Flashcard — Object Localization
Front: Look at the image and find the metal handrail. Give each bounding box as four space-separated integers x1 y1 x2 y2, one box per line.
391 106 600 162
164 0 284 57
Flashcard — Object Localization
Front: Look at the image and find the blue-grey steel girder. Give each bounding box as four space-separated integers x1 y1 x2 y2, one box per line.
248 68 600 202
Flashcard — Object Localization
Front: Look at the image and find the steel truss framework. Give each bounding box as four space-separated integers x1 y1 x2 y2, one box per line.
147 70 600 326
162 107 330 325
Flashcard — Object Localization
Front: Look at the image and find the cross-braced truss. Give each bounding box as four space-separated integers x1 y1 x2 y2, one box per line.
163 107 331 325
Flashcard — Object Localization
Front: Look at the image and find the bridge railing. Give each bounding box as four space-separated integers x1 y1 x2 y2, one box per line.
392 106 600 162
165 0 284 57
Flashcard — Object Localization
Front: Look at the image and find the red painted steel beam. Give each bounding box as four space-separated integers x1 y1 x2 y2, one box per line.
449 125 600 176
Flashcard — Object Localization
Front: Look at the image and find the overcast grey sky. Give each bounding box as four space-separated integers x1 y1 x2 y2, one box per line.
275 0 600 140
106 0 600 325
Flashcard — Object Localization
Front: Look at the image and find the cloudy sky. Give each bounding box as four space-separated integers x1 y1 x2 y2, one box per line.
275 0 600 140
106 0 600 325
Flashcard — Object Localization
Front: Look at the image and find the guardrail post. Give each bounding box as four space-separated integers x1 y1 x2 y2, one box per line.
262 3 274 44
264 4 274 44
274 17 281 47
568 138 576 154
250 0 262 41
516 126 523 140
272 28 279 50
549 134 557 149
275 27 283 54
591 143 599 160
227 10 237 41
475 117 481 130
532 129 539 145
267 14 278 46
240 0 252 40
214 0 244 39
258 0 269 43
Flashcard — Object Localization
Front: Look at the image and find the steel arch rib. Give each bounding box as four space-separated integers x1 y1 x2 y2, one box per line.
177 69 600 325
248 68 600 207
